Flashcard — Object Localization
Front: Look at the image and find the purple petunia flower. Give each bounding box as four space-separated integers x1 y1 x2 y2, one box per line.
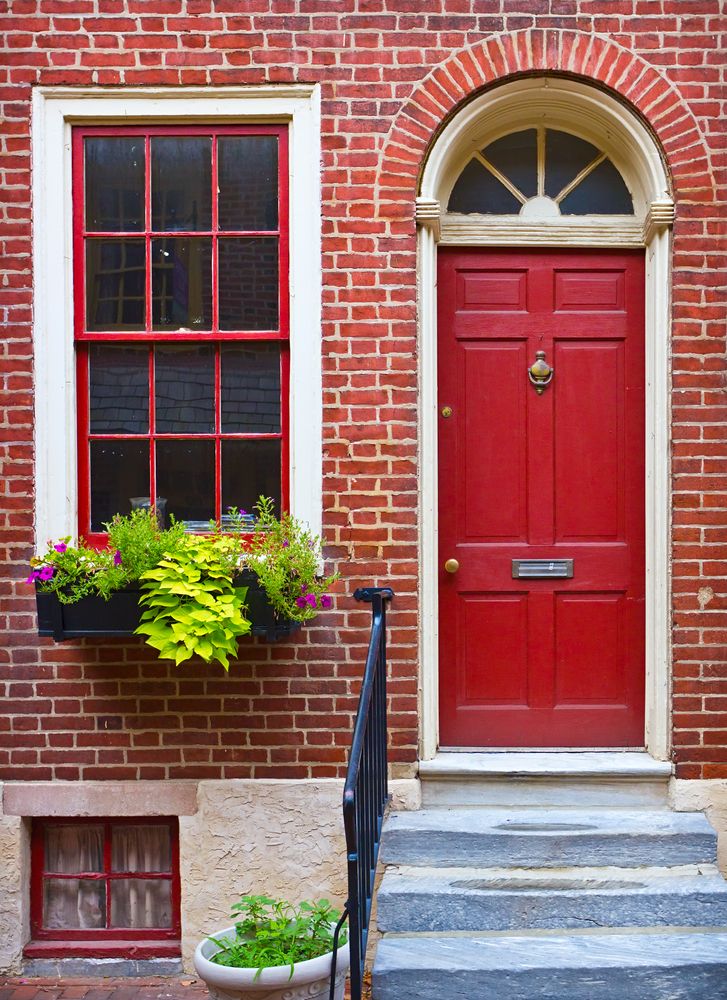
26 570 40 584
305 593 317 608
54 542 67 554
38 565 54 582
320 594 332 609
282 540 289 548
113 550 123 566
295 596 308 609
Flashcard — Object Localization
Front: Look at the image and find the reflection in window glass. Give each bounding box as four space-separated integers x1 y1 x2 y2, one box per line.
151 137 212 231
44 879 106 930
484 129 538 198
448 159 522 215
221 345 281 434
155 345 215 434
222 439 281 514
560 158 634 215
90 440 149 531
85 137 144 232
156 439 215 526
90 346 149 434
111 880 172 929
86 239 145 331
218 238 279 331
544 130 601 199
218 136 278 231
152 238 212 330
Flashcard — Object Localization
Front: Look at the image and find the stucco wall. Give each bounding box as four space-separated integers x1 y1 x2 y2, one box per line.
671 778 727 875
0 812 29 974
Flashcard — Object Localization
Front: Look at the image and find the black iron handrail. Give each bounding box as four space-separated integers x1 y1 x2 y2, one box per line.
329 586 394 1000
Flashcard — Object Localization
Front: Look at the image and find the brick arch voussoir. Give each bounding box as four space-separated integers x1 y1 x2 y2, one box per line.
375 28 714 216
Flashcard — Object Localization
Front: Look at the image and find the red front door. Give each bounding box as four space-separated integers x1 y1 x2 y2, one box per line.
438 248 645 748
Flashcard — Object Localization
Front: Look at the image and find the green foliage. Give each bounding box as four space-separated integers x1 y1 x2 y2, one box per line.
243 497 338 622
136 534 251 670
107 508 186 582
208 895 347 978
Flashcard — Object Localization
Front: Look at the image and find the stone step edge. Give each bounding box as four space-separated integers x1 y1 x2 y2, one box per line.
419 751 673 782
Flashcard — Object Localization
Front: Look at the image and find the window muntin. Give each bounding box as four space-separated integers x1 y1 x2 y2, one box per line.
31 818 180 942
73 125 289 540
448 126 634 217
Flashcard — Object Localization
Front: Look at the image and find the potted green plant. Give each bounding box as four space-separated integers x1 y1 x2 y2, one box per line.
30 499 337 660
193 895 350 1000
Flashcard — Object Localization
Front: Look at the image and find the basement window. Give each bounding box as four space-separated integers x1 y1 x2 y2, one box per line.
27 818 180 958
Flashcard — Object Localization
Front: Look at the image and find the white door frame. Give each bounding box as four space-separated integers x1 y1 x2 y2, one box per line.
416 77 674 760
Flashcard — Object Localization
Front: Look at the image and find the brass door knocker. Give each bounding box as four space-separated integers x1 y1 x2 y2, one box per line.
528 350 554 394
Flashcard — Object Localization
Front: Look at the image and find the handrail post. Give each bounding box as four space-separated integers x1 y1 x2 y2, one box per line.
336 586 394 1000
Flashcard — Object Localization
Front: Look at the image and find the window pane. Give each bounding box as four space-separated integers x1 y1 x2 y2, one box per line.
86 239 145 331
560 158 634 215
90 346 149 434
85 137 144 232
155 345 215 434
43 879 105 930
152 238 212 331
221 345 281 434
110 879 172 929
156 439 215 527
218 136 278 231
111 824 172 873
218 237 278 331
482 129 537 198
151 136 212 231
90 440 149 532
222 439 281 514
447 159 522 214
45 824 104 874
544 129 601 199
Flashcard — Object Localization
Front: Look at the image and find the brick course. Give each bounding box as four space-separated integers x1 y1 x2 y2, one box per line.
0 0 725 780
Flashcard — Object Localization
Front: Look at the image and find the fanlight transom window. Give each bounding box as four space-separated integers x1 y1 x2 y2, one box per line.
448 127 634 218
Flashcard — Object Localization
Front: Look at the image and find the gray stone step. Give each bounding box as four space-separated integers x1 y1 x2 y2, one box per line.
420 752 672 808
381 808 717 869
377 864 727 932
372 930 727 1000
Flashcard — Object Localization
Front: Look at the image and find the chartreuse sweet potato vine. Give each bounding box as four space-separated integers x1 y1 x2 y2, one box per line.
136 534 250 670
208 895 347 979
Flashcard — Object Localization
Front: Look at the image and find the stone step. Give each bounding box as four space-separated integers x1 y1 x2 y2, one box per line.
377 864 727 932
420 752 672 808
372 930 727 1000
381 808 717 869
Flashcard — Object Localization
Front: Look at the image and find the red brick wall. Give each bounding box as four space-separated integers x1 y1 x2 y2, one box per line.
1 0 725 781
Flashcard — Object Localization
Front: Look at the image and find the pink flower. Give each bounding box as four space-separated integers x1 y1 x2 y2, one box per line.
295 596 308 609
54 542 67 554
320 594 332 609
38 565 54 582
26 570 40 584
305 593 317 608
113 550 123 566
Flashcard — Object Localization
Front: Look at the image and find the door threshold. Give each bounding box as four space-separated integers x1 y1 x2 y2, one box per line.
422 750 672 778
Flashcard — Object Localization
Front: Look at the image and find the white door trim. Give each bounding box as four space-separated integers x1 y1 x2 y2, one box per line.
416 77 674 761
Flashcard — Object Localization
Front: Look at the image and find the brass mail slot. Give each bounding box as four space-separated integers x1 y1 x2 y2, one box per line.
512 559 574 579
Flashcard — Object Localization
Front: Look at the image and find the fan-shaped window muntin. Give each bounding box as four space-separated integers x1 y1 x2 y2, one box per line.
448 127 634 218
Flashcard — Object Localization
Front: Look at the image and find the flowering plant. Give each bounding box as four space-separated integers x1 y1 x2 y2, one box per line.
241 496 337 623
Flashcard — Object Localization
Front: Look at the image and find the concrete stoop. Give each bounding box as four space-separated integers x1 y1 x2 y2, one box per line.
371 756 727 999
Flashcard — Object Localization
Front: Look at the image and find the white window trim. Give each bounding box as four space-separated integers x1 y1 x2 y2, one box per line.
32 85 322 545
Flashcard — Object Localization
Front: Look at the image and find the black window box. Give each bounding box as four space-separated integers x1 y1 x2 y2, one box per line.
35 570 300 644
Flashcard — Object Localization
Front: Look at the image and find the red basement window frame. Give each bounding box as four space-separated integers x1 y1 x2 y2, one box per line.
72 124 290 544
27 817 181 959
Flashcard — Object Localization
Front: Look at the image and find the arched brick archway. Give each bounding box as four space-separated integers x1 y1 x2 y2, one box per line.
375 28 715 213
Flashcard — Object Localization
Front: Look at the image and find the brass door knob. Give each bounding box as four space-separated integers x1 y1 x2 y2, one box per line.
444 558 459 574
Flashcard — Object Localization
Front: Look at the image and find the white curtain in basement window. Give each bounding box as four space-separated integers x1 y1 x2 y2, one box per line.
43 824 104 929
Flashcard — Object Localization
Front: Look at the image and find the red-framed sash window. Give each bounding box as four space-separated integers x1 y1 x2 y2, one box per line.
72 125 290 543
29 818 181 953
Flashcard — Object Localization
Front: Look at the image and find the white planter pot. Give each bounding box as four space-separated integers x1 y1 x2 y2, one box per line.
193 926 351 1000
